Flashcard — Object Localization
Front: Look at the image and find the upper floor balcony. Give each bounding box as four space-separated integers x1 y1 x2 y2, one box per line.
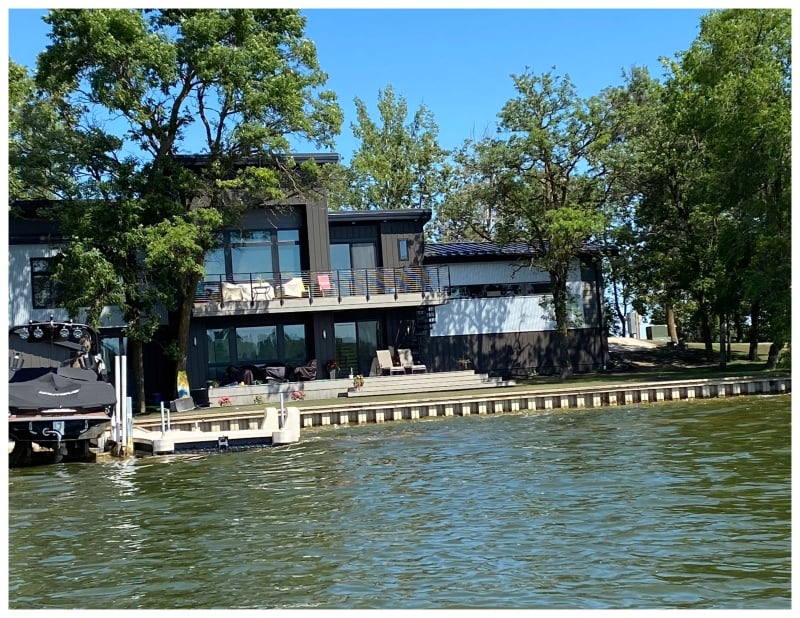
192 265 451 317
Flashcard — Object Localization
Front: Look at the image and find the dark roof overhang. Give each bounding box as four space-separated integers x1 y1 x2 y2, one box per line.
424 240 617 264
328 208 433 225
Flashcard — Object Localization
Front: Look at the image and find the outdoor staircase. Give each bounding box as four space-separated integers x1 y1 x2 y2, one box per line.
347 370 515 398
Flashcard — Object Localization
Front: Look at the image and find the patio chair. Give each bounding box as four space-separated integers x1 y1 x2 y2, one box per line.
294 359 317 381
398 348 426 374
317 273 334 296
376 349 405 376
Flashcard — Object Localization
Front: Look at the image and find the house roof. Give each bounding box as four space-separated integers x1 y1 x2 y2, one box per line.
423 240 614 263
328 208 432 225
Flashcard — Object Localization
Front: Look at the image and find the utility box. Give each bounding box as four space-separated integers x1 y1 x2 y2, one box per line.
170 396 195 413
646 325 669 340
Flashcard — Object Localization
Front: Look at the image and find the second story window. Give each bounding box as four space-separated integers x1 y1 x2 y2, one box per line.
398 239 410 261
203 229 301 282
30 257 64 308
231 230 273 279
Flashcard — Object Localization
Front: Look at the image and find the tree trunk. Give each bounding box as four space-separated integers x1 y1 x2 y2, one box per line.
748 301 761 361
666 303 678 344
699 307 714 362
765 341 784 370
176 274 200 382
550 268 573 379
718 313 727 370
611 280 627 337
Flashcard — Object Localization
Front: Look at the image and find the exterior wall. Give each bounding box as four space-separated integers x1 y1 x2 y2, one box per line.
7 243 126 327
380 220 424 268
425 258 607 376
426 328 605 376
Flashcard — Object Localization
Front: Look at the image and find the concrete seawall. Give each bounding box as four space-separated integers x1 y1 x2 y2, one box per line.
135 374 791 436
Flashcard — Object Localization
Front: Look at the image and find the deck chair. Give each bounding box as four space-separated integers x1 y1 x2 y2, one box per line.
398 348 426 374
317 273 334 296
376 349 405 376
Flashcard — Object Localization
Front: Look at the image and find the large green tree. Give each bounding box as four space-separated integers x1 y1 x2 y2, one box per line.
615 9 790 367
21 9 342 411
439 70 618 377
679 8 791 367
326 84 451 212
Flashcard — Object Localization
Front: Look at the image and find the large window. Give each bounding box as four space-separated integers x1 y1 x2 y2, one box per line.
30 257 63 309
231 230 273 279
203 228 301 282
206 323 307 381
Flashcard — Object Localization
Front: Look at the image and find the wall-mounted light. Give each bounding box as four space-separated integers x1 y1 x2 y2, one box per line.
323 329 327 340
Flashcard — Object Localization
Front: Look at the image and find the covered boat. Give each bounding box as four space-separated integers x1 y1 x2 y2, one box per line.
9 320 116 465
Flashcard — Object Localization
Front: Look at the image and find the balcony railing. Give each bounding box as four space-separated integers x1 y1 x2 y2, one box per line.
194 265 451 306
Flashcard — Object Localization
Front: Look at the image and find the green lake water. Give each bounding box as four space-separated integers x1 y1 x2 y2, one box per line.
7 394 791 609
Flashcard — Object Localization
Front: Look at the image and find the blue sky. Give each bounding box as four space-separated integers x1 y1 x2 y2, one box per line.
7 7 711 163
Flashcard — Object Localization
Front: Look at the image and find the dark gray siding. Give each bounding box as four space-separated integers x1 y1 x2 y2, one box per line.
379 220 424 268
424 327 606 377
305 197 330 272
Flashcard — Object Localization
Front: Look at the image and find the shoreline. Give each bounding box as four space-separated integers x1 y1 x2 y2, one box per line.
134 373 791 436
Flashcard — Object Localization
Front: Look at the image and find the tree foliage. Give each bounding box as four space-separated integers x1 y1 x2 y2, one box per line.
326 84 451 212
438 70 618 377
613 9 790 366
16 9 342 410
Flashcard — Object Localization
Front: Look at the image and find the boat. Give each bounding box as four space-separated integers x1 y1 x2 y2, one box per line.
9 319 117 466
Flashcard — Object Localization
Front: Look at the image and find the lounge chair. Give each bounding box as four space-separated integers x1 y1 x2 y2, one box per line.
294 359 317 380
398 348 426 374
376 349 405 376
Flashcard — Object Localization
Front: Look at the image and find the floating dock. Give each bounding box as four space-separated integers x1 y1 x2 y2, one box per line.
132 406 300 456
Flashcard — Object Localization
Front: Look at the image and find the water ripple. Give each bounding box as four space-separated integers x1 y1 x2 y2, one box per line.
7 394 791 609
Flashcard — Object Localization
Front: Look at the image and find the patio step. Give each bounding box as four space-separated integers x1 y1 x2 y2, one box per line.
347 371 514 398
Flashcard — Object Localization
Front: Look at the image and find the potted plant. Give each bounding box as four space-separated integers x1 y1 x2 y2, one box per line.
353 374 365 390
325 359 339 379
291 389 306 400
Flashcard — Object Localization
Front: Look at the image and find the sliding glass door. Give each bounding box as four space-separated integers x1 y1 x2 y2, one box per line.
334 320 379 376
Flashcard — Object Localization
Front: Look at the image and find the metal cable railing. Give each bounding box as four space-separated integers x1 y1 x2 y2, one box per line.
195 265 450 305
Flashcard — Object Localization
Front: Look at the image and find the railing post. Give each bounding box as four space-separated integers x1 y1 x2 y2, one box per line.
393 268 399 300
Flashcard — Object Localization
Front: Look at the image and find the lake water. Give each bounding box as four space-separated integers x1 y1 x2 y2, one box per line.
7 394 791 610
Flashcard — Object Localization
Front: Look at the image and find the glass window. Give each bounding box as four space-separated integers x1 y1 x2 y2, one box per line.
30 257 63 309
236 326 278 362
398 239 409 261
204 246 226 279
277 230 301 276
351 242 377 269
334 320 378 375
330 243 351 270
207 328 232 365
231 230 272 280
282 324 307 365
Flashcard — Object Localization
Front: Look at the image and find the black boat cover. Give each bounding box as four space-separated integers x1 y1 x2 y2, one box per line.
9 369 117 411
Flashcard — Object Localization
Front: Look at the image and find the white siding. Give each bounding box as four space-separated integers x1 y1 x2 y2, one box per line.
8 244 127 327
431 260 591 336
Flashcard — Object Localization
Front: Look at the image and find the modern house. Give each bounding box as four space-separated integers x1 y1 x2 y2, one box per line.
8 159 611 405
